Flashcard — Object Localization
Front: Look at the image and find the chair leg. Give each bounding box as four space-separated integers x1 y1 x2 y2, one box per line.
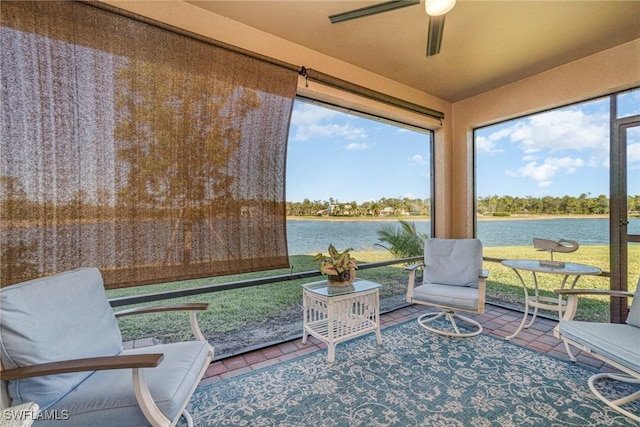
417 310 482 337
563 340 577 362
182 409 194 427
588 373 640 422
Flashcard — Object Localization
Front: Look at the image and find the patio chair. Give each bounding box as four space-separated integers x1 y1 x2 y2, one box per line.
406 238 487 337
0 267 214 427
554 279 640 422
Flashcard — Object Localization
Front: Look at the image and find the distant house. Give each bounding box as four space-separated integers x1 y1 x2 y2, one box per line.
380 207 395 216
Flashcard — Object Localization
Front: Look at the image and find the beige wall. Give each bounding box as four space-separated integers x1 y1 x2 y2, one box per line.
102 1 639 239
450 39 640 238
103 0 450 129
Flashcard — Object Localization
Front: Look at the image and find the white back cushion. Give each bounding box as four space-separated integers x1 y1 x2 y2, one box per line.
626 277 640 328
0 268 122 409
424 238 483 287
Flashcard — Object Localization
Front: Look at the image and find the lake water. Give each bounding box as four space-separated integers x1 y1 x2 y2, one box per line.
286 217 640 255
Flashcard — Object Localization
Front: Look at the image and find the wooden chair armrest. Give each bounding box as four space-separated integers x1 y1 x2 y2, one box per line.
404 263 424 271
114 303 209 317
554 289 633 298
555 288 634 324
1 354 164 381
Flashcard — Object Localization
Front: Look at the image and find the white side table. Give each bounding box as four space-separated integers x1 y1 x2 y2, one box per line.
301 279 383 363
501 259 601 340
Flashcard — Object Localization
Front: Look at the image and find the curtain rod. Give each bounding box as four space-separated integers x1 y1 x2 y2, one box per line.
88 1 445 122
299 67 444 121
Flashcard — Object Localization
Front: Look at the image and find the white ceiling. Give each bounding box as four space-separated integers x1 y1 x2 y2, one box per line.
187 0 640 102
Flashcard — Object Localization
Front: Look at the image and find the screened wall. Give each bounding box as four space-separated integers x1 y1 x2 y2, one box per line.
0 1 298 288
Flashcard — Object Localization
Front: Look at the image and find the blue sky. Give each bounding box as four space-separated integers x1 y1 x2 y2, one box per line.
286 90 639 203
286 102 431 203
476 91 640 198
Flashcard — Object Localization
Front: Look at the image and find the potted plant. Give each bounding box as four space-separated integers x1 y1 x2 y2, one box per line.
314 244 357 286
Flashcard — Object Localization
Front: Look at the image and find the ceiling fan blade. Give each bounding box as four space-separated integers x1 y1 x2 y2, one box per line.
426 15 446 56
329 0 420 24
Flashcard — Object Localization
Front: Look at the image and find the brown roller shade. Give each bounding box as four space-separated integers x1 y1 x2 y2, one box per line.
1 1 297 288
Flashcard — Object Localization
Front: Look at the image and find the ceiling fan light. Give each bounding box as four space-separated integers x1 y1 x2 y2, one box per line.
425 0 456 16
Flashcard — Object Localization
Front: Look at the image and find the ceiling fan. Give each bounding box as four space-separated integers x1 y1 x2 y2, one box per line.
328 0 456 56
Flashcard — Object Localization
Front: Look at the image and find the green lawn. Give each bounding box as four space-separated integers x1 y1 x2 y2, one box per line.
484 245 639 323
108 245 638 344
108 250 404 343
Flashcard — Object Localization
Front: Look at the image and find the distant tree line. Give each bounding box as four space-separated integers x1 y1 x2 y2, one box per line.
287 194 640 217
477 194 640 216
286 197 431 217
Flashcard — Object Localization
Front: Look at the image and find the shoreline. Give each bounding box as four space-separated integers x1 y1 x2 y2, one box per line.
286 214 611 222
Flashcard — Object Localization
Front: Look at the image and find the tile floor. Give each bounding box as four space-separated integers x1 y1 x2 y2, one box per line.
197 303 613 387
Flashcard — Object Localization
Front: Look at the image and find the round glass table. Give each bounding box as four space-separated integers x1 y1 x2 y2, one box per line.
501 259 602 340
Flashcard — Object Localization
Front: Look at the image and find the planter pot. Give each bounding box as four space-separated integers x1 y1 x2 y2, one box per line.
327 267 356 287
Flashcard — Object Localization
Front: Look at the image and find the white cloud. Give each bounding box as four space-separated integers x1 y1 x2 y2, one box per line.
476 135 503 154
294 123 367 142
482 107 608 156
511 108 608 155
476 127 512 154
410 154 427 165
290 104 367 141
290 103 338 126
346 142 369 151
490 128 513 141
507 156 585 187
586 156 601 167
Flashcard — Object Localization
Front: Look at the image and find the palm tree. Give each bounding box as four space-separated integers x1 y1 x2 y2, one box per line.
375 220 428 258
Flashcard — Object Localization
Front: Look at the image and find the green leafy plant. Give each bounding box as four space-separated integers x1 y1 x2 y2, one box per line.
375 219 428 258
314 244 357 281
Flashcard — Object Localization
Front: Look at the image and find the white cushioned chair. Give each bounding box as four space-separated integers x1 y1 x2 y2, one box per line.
0 267 214 427
554 278 640 422
406 238 488 337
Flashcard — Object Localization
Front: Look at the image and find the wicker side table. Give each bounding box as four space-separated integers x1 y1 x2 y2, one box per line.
301 279 383 363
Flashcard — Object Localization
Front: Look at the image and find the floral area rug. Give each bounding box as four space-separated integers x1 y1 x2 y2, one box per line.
181 320 639 426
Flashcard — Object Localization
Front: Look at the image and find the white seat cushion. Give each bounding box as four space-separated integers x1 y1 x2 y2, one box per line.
559 320 640 373
39 341 211 427
413 283 479 311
